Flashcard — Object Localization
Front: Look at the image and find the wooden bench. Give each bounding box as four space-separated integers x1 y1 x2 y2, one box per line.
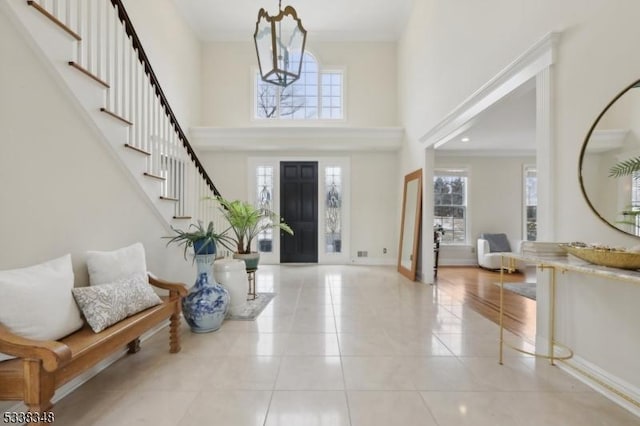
0 275 187 417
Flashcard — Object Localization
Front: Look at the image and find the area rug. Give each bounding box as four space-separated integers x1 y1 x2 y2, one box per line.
494 282 537 301
227 292 276 320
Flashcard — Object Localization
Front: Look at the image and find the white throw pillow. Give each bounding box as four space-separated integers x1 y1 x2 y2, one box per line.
72 274 162 333
86 242 147 286
0 254 84 362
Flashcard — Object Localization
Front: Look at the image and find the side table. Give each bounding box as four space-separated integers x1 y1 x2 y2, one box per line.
246 268 257 300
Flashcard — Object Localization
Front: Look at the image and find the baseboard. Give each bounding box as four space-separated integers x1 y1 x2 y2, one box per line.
2 320 170 420
350 258 395 266
557 355 640 418
438 258 478 266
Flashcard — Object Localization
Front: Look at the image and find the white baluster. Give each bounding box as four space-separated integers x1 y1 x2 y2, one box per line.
86 0 92 73
105 0 111 109
145 74 151 166
153 91 158 175
165 114 171 199
113 8 119 115
65 0 71 33
121 24 127 119
129 42 134 146
76 0 82 65
161 105 167 191
96 0 101 80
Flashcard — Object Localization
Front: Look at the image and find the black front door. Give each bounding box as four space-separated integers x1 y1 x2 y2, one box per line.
280 162 318 263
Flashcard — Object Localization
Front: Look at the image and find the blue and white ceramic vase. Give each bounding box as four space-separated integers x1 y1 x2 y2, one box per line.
182 241 229 333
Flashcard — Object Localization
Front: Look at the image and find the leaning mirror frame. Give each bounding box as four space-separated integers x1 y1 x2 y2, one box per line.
398 169 423 280
579 78 640 238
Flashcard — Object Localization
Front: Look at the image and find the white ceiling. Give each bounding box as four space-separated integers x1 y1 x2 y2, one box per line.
437 81 537 155
172 1 536 154
171 0 414 42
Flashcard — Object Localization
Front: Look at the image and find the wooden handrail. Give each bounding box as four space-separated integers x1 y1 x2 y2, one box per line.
109 0 221 197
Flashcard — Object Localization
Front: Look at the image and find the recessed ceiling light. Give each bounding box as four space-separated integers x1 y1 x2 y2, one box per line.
461 137 470 142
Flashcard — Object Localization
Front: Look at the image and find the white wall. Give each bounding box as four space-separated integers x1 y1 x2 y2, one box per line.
398 0 640 407
399 0 640 247
434 155 535 265
199 149 398 264
121 0 202 130
0 7 193 285
200 41 398 127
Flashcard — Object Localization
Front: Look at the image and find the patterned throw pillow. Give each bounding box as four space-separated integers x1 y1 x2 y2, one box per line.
72 274 162 333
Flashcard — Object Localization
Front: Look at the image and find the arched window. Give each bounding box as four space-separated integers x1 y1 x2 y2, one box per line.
254 52 343 120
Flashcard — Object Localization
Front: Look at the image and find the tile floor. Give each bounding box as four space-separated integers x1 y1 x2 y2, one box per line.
48 265 638 425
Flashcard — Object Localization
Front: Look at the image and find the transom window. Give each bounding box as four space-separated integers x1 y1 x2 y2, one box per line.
254 52 343 120
434 170 468 244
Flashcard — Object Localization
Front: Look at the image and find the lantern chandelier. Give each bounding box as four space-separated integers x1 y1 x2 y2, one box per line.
253 0 308 88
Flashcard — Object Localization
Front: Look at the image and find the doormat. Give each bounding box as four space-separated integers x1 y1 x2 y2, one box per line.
494 282 537 301
227 292 276 320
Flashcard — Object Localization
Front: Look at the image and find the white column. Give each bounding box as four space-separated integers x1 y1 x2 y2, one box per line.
422 147 435 284
536 67 555 241
535 66 555 352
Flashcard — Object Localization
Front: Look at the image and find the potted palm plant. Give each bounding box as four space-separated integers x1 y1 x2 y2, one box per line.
164 220 232 261
215 196 294 270
164 220 234 333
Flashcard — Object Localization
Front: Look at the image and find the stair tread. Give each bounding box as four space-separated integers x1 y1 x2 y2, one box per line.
124 144 151 156
69 62 109 88
100 108 133 126
27 1 81 41
143 172 166 181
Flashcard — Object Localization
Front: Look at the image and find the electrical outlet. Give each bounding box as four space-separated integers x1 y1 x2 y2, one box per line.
471 247 476 254
383 248 387 254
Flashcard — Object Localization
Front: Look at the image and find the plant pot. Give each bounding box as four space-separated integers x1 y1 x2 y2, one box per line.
233 252 260 271
182 253 230 333
193 240 216 256
259 240 272 252
214 259 248 316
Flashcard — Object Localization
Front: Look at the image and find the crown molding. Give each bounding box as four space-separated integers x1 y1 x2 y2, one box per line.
435 149 536 158
190 126 404 151
421 31 561 147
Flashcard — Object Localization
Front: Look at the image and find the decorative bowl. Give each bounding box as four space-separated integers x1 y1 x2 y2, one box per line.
560 245 640 270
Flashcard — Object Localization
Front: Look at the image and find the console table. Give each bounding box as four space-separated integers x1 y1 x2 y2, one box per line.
498 252 640 410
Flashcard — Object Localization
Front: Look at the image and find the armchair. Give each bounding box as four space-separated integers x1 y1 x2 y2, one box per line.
477 233 525 272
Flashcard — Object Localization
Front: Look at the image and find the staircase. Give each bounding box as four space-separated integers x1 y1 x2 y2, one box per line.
2 0 224 231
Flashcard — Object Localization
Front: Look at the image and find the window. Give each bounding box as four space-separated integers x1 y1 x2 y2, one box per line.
524 166 537 241
627 171 640 235
325 166 342 253
255 52 343 120
433 170 468 244
256 166 274 253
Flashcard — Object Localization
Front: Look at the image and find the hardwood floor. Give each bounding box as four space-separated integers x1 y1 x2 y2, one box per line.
435 266 536 342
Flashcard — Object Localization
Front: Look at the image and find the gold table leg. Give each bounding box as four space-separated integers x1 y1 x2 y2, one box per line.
499 255 505 365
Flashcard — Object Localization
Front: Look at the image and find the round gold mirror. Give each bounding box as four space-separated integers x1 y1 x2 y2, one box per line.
579 79 640 237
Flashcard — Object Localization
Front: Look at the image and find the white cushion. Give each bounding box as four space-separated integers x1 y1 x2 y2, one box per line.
86 242 147 286
0 255 83 362
72 274 162 333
